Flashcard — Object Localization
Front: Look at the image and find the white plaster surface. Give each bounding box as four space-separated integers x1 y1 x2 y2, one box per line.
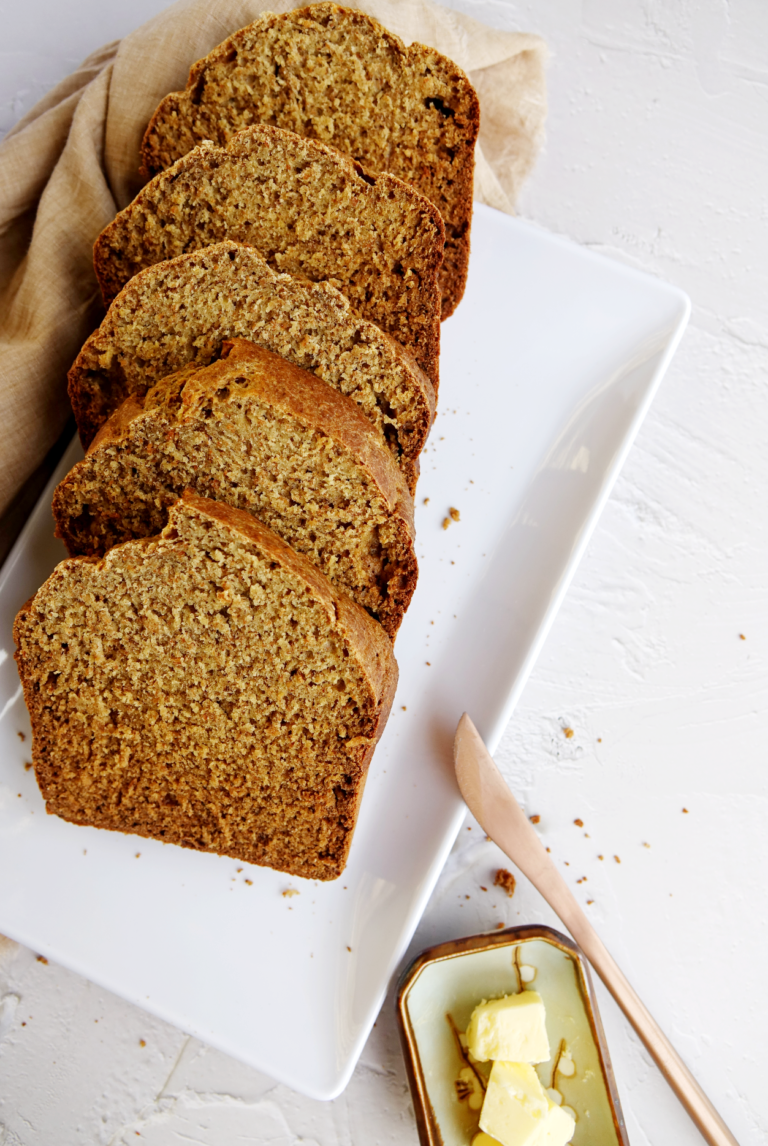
1 1 767 1142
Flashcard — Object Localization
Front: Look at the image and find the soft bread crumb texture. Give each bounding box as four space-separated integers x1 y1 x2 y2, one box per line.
55 340 417 637
140 3 479 317
69 242 433 492
94 125 444 388
14 493 398 880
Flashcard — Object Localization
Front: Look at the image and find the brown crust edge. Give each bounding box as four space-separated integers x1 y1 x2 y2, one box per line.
410 46 480 320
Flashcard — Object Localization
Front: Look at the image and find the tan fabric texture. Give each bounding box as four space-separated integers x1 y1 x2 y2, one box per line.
0 0 547 519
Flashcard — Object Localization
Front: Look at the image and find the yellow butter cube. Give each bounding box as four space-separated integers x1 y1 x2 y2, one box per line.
479 1062 575 1146
479 1062 548 1145
533 1101 575 1145
467 992 550 1063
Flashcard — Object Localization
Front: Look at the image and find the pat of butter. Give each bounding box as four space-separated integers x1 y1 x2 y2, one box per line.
467 991 550 1063
479 1062 575 1146
533 1101 576 1145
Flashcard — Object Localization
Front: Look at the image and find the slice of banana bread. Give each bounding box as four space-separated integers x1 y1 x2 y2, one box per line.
94 125 443 390
69 242 434 491
55 339 417 638
139 2 480 318
14 491 397 880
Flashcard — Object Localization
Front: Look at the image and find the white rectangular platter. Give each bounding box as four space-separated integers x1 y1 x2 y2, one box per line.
0 205 689 1100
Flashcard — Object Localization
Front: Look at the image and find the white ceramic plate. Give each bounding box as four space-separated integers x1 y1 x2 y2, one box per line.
0 205 689 1100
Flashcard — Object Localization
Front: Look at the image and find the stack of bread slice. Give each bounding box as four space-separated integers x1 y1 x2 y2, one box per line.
69 241 435 493
55 339 418 639
14 3 479 880
139 2 480 317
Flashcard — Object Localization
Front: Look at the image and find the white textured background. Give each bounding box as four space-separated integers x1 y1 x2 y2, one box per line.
1 1 767 1143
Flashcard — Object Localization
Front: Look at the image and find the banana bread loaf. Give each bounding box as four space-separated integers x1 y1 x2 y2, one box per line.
94 125 443 390
69 242 434 491
14 491 397 880
55 339 417 638
139 3 479 318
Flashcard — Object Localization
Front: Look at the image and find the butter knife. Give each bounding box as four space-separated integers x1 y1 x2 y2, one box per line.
454 713 739 1146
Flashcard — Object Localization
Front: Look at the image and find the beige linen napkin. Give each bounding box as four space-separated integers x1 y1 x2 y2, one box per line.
0 0 547 521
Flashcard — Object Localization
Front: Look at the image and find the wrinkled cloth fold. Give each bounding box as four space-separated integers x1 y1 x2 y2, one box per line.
0 0 547 517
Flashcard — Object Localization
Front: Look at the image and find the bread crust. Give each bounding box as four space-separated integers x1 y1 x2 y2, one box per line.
55 340 418 637
14 492 398 879
70 242 434 491
139 3 479 317
94 125 444 390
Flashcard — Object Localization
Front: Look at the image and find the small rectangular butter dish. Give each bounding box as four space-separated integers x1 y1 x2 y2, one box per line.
396 924 628 1146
